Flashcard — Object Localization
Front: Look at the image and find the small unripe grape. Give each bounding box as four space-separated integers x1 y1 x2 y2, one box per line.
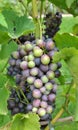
28 61 35 68
47 71 55 80
30 67 38 76
27 76 35 84
25 42 33 52
45 82 53 90
41 54 50 65
38 108 46 117
12 51 20 59
33 47 43 57
49 63 57 71
34 79 43 88
41 75 49 83
9 59 16 66
36 39 45 48
32 107 38 113
28 54 34 61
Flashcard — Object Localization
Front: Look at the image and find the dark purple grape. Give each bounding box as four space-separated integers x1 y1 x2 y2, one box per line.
34 58 41 66
12 107 20 115
8 100 15 109
40 64 49 73
18 103 24 109
55 70 61 78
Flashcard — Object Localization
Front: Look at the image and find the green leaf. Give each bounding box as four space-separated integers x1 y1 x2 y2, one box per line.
0 87 9 115
0 10 35 38
0 59 8 73
53 47 78 63
49 0 67 10
73 24 78 35
0 114 11 128
66 0 75 8
54 33 78 49
0 41 18 59
59 60 73 84
0 31 10 44
59 16 78 34
11 113 40 130
55 122 78 130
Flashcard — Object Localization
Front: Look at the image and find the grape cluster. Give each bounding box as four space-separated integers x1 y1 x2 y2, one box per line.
18 34 35 44
7 38 61 122
44 12 62 38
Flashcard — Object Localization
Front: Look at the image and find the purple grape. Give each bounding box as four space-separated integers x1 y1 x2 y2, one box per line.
33 89 41 98
49 63 57 71
26 104 32 111
12 107 20 115
33 99 40 107
40 101 48 108
45 39 55 51
22 70 30 78
9 58 16 66
20 61 28 70
40 64 49 73
48 94 56 102
55 70 61 78
42 95 48 101
34 58 41 66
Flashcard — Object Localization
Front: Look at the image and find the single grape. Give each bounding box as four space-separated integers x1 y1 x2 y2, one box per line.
28 61 35 68
33 99 40 107
48 94 56 102
47 70 55 80
41 54 50 65
27 76 35 84
46 105 53 114
38 108 46 117
40 101 48 108
34 79 43 88
33 46 43 57
41 75 49 83
33 89 41 98
20 61 28 70
42 95 48 101
40 64 49 73
30 67 38 76
45 82 53 90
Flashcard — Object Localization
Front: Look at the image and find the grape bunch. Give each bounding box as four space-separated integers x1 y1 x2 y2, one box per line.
7 38 61 122
18 34 35 44
44 12 62 38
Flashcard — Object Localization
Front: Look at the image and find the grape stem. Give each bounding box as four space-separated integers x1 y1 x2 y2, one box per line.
40 0 44 21
19 88 29 104
32 0 42 39
45 82 73 130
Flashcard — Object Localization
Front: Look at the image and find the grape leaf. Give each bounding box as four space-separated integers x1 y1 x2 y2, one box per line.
0 87 9 115
0 114 11 128
0 59 8 73
73 24 78 35
0 10 35 38
0 31 10 44
66 0 75 8
54 33 78 49
59 60 73 84
0 41 18 59
55 122 78 130
11 113 40 130
58 16 78 34
53 47 78 63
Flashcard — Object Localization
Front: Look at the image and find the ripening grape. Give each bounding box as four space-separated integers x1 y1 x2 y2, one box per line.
7 37 61 122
